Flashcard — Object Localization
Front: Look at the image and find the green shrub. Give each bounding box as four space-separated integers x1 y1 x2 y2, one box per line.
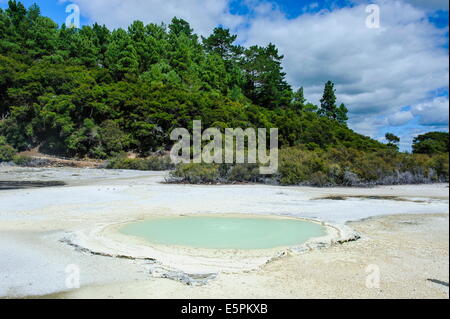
167 145 449 186
169 163 220 183
107 155 174 171
12 154 32 166
429 153 449 182
0 136 16 162
227 164 261 182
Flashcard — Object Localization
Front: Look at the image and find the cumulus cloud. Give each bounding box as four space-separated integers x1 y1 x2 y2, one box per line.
239 1 448 112
411 96 449 126
388 111 414 126
347 114 388 138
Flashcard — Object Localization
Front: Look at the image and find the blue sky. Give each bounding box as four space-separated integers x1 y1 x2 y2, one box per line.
1 0 448 151
0 0 90 25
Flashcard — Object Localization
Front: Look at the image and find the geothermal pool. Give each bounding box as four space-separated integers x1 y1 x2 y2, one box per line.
120 216 327 250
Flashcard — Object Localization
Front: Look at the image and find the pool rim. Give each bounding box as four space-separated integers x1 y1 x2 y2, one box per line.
63 213 360 274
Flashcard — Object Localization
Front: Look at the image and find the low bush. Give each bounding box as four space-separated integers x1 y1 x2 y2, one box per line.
11 155 33 166
167 146 449 186
167 162 268 184
106 155 175 171
168 163 221 183
0 136 16 162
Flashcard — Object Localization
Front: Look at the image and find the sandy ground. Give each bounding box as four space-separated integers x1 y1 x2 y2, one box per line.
0 166 448 299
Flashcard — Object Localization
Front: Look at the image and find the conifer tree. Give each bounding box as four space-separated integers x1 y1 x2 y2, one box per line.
336 103 348 124
105 29 139 80
319 80 337 119
385 132 400 150
202 27 240 61
292 87 306 110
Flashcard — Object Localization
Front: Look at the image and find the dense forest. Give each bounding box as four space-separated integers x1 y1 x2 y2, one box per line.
0 1 384 156
0 1 448 185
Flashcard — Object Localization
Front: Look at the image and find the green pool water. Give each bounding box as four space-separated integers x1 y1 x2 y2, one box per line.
120 216 327 249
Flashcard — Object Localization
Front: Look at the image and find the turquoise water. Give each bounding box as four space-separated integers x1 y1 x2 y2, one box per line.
120 216 326 249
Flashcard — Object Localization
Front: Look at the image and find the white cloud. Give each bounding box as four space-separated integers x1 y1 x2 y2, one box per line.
347 114 388 137
412 96 449 126
388 111 414 126
62 0 244 35
236 0 448 138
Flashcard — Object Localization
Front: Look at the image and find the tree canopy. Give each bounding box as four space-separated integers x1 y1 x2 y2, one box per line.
413 132 449 155
385 133 400 150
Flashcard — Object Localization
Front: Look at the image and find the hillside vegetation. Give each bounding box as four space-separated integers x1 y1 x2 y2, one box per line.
0 1 384 156
0 1 448 185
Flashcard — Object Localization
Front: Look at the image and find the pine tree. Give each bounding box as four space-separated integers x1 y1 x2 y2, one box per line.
143 23 170 66
169 17 194 38
242 43 292 109
336 103 348 125
6 0 26 28
202 27 240 61
92 23 111 67
105 29 139 80
385 132 400 150
292 87 306 110
319 80 337 119
412 132 449 154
